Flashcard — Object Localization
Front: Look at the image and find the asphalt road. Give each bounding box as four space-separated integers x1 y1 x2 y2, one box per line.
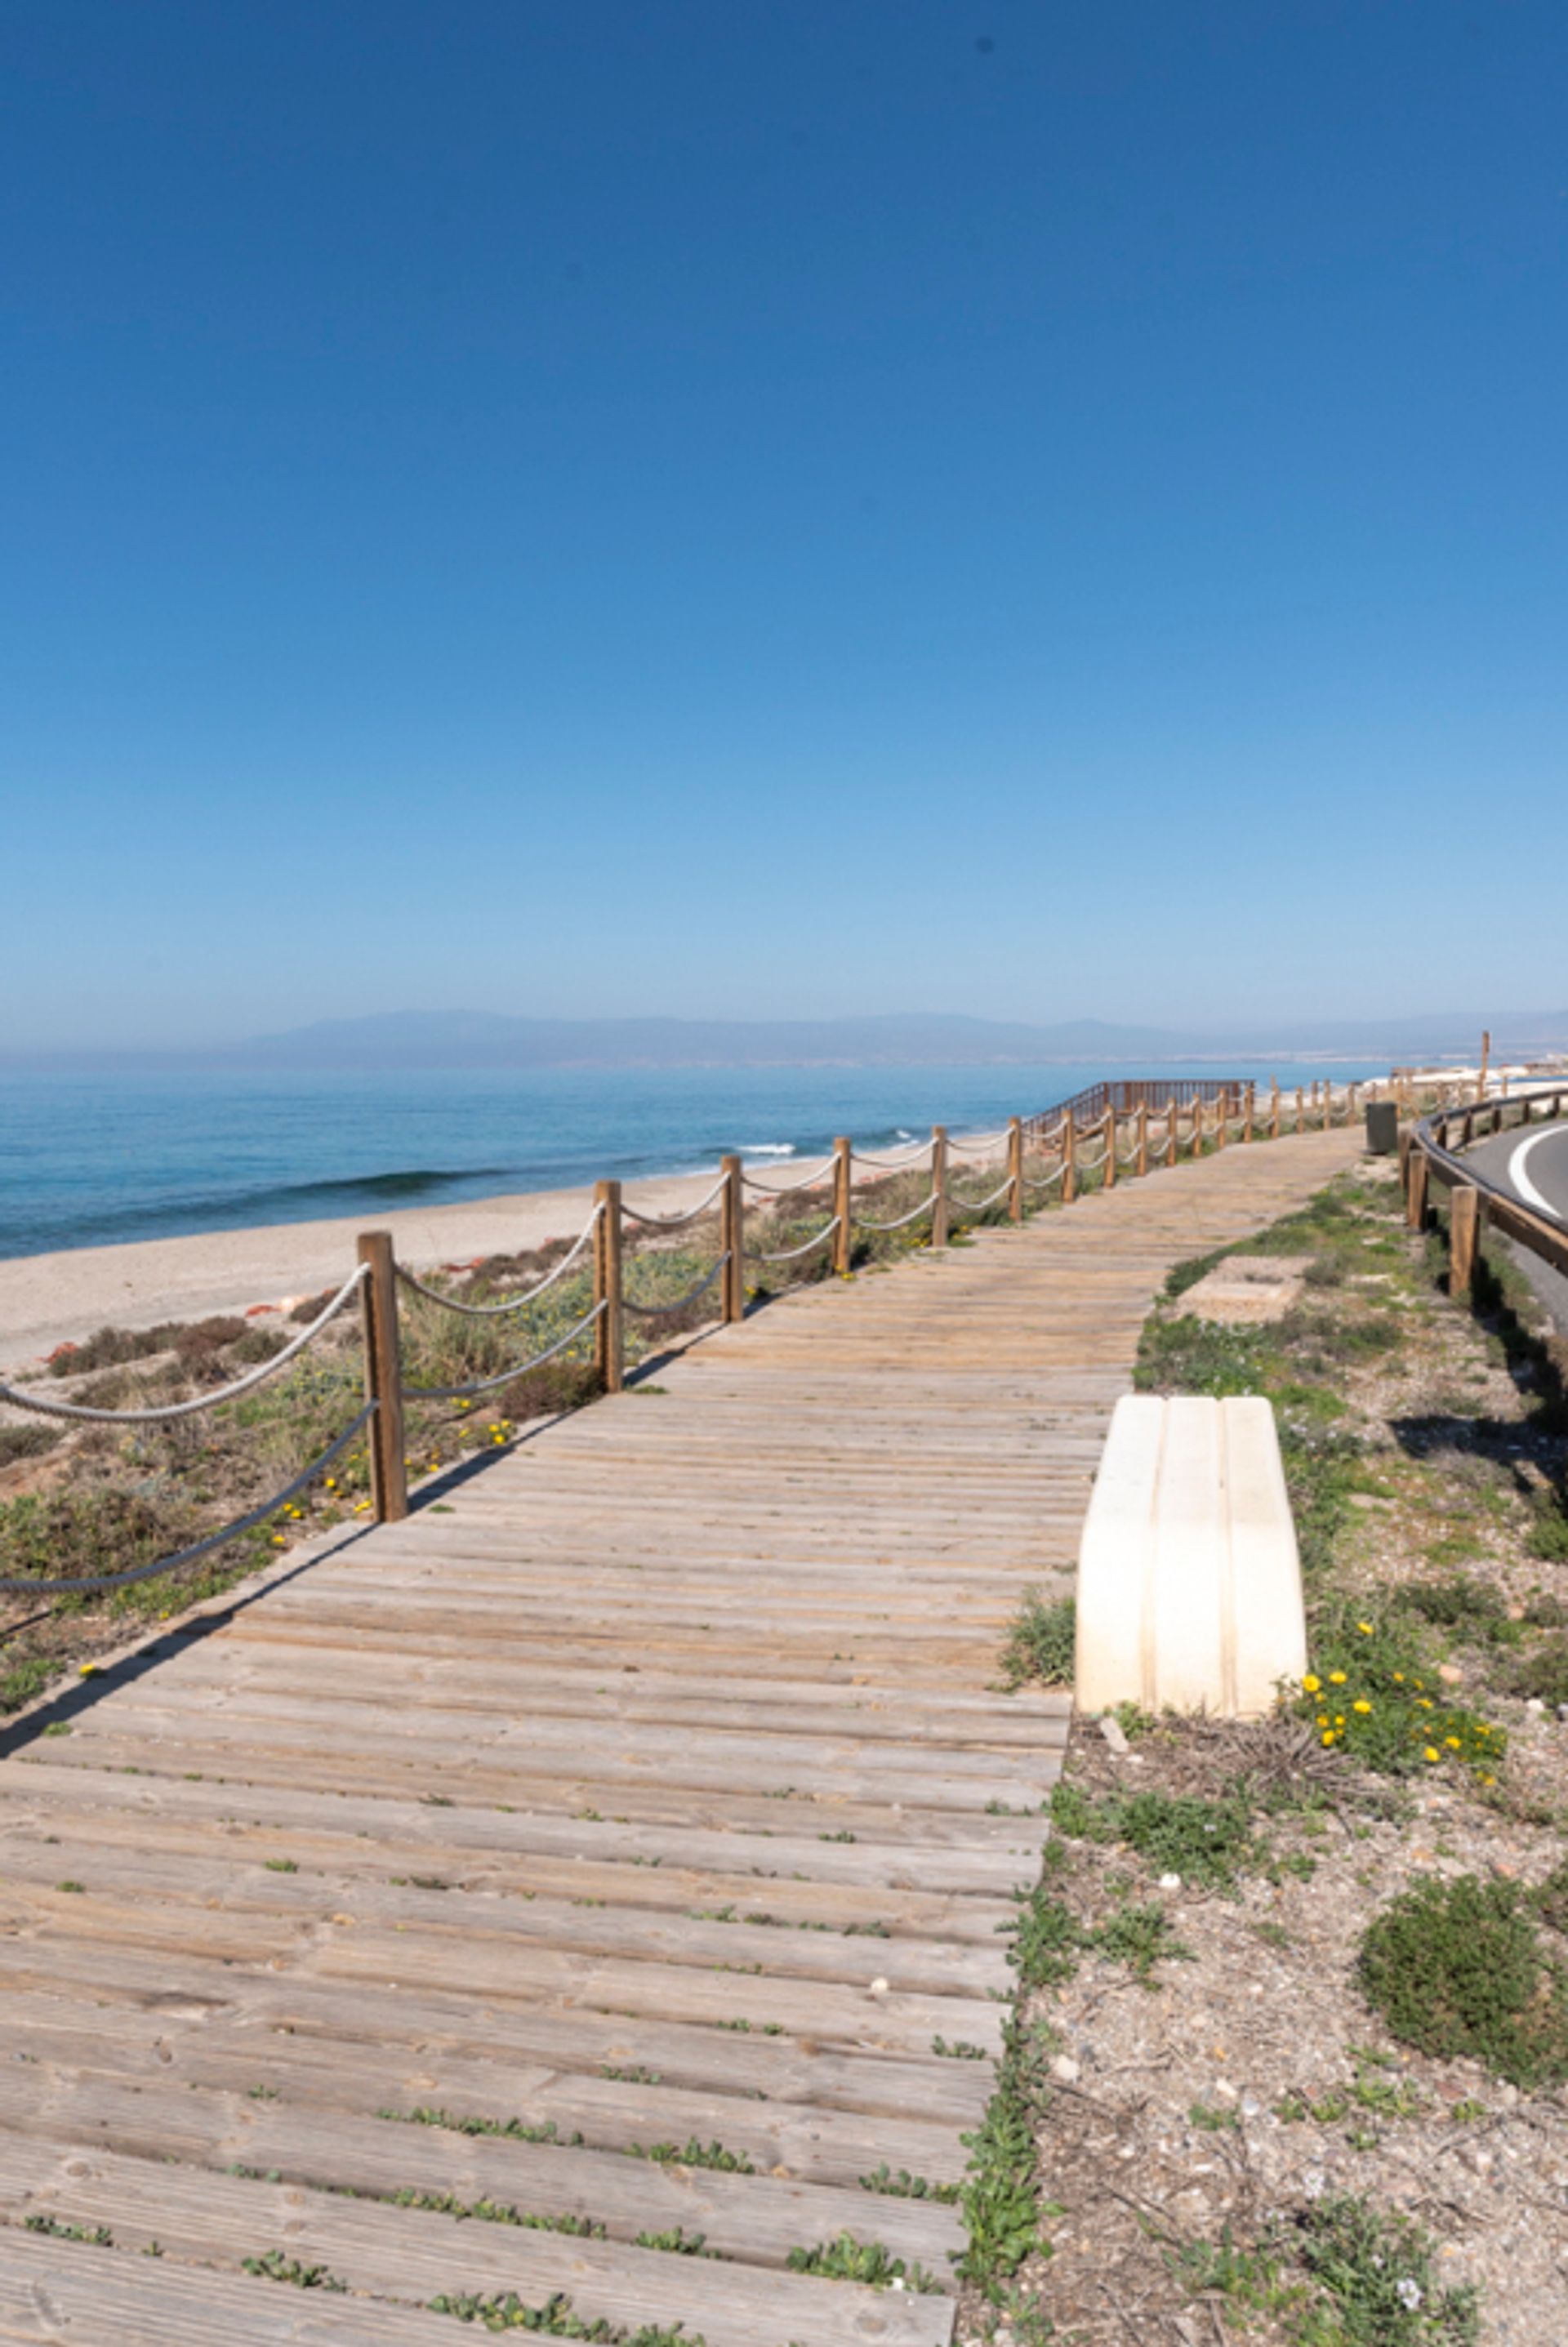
1463 1114 1568 1335
1465 1116 1568 1224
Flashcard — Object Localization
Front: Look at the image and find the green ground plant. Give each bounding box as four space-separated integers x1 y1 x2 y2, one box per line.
998 1590 1076 1688
784 2233 941 2289
1048 1781 1262 1892
1294 1598 1505 1783
428 2292 701 2340
1359 1873 1568 2089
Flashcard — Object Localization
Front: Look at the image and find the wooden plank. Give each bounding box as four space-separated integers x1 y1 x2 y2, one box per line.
0 2069 966 2276
0 1122 1362 2340
0 2141 957 2347
0 2233 461 2345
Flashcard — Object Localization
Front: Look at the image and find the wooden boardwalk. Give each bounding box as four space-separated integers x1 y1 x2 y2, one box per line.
0 1127 1360 2344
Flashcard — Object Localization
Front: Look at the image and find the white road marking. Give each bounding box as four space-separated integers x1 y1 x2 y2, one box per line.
1508 1126 1568 1223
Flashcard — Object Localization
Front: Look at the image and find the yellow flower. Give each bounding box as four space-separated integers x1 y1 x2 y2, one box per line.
1334 1714 1345 1726
1356 1622 1373 1635
1417 1697 1433 1709
1353 1700 1372 1714
271 1534 287 1548
1445 1736 1462 1751
1329 1671 1348 1686
1423 1746 1440 1763
1302 1673 1321 1694
1392 1672 1405 1683
78 1663 97 1677
1316 1713 1330 1729
1321 1730 1335 1747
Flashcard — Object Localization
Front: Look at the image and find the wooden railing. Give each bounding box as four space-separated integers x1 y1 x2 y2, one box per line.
1402 1085 1568 1296
0 1071 1377 1586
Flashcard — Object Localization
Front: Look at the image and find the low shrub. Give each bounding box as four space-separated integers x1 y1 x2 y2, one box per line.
1359 1873 1568 2090
1293 2192 1479 2344
1500 1636 1568 1710
998 1588 1075 1687
0 1424 61 1471
1528 1490 1568 1563
1049 1782 1260 1893
1294 1603 1504 1782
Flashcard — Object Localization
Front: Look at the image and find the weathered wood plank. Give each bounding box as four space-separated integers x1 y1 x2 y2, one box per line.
0 1124 1361 2341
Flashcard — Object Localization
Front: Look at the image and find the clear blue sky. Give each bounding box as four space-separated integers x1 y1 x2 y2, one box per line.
3 2 1565 1049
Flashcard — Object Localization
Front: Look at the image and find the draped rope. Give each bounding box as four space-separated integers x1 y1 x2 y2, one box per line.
850 1141 935 1171
621 1176 728 1230
745 1217 841 1263
401 1300 607 1401
394 1207 602 1316
741 1153 839 1196
0 1404 378 1597
853 1191 939 1234
0 1266 369 1427
621 1254 730 1319
947 1174 1017 1213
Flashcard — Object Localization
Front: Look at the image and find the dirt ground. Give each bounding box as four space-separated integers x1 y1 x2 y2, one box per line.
958 1163 1568 2346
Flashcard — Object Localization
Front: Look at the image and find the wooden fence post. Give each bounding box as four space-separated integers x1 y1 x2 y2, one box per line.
1007 1116 1024 1223
1165 1096 1178 1169
719 1155 745 1323
1405 1149 1428 1232
1062 1115 1077 1205
1294 1086 1304 1133
1215 1092 1227 1151
357 1231 408 1525
929 1126 950 1248
831 1137 854 1275
1137 1101 1149 1178
1270 1080 1280 1140
1450 1184 1481 1297
1103 1107 1117 1187
1244 1084 1254 1146
594 1179 624 1392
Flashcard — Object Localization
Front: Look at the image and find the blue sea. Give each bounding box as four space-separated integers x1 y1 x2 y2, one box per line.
0 1061 1392 1263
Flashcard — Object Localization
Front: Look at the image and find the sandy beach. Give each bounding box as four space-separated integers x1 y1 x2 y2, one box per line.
0 1164 758 1370
0 1124 1027 1370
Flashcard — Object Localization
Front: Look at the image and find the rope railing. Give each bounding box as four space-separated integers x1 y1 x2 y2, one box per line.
0 1403 379 1597
745 1216 842 1264
946 1173 1017 1214
852 1191 941 1235
740 1152 840 1196
621 1254 731 1320
4 1069 1396 1619
400 1298 608 1402
621 1175 728 1230
394 1205 603 1316
0 1263 369 1425
849 1140 935 1172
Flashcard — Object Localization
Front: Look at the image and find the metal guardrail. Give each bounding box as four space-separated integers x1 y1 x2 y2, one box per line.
1403 1085 1568 1292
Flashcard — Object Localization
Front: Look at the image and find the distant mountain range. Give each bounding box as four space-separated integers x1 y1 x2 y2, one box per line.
8 1008 1567 1073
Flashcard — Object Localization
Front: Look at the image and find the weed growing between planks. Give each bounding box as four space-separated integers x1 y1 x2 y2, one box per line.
785 2232 943 2290
428 2293 703 2340
997 1589 1075 1688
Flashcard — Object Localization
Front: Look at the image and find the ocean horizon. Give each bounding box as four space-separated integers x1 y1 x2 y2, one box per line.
0 1058 1393 1263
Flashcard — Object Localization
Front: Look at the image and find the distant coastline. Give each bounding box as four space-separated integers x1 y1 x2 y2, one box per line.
0 1056 1399 1269
5 1002 1566 1075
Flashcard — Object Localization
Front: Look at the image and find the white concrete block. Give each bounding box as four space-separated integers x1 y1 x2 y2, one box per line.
1075 1393 1306 1719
